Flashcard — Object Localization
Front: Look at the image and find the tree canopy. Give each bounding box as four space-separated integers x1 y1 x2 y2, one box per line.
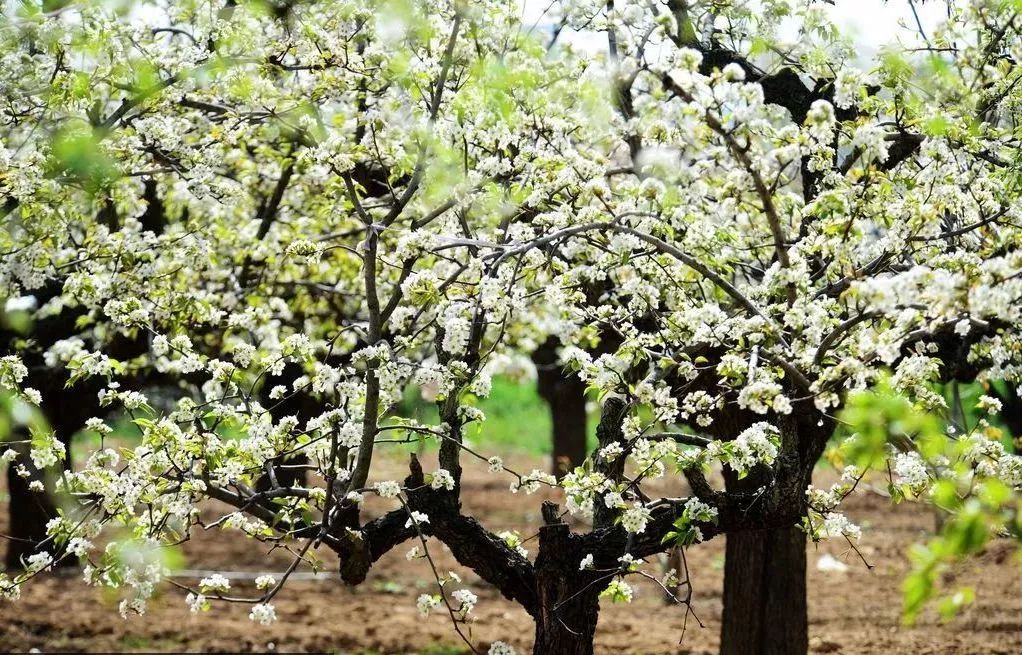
2 0 1022 653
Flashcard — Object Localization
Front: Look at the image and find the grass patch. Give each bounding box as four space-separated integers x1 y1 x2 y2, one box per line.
463 377 555 454
391 377 562 456
117 634 187 651
420 645 469 655
68 376 593 463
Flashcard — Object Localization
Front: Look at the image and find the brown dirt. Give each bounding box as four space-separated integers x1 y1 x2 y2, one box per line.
2 452 1021 654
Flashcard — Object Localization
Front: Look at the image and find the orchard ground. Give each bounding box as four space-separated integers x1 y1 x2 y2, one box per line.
2 381 1021 654
3 455 1022 654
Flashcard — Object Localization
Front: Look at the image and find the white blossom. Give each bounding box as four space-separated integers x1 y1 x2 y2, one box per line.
249 603 277 625
405 511 430 529
620 504 652 534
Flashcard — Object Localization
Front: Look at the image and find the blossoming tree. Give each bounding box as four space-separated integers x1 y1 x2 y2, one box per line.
2 1 1022 654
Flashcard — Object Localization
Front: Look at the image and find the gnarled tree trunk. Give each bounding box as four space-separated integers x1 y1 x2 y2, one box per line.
720 526 807 655
533 502 600 655
533 581 599 655
716 407 828 655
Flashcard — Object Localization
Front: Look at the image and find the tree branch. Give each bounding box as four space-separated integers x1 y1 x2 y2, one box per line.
336 455 538 615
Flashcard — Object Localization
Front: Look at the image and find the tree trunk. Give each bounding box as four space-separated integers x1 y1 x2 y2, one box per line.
533 502 600 655
714 406 827 655
533 588 599 655
5 383 96 570
533 338 588 477
720 526 808 655
996 383 1022 439
4 439 61 570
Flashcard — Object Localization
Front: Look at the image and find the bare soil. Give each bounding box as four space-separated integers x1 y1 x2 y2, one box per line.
2 452 1021 654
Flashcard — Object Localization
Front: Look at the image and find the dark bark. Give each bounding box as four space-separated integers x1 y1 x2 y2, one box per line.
4 438 61 570
532 572 599 655
991 383 1022 438
3 378 104 569
139 179 167 234
532 504 600 655
338 455 539 615
592 398 627 529
716 406 832 655
533 338 588 477
255 362 311 492
695 48 859 125
720 526 808 655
